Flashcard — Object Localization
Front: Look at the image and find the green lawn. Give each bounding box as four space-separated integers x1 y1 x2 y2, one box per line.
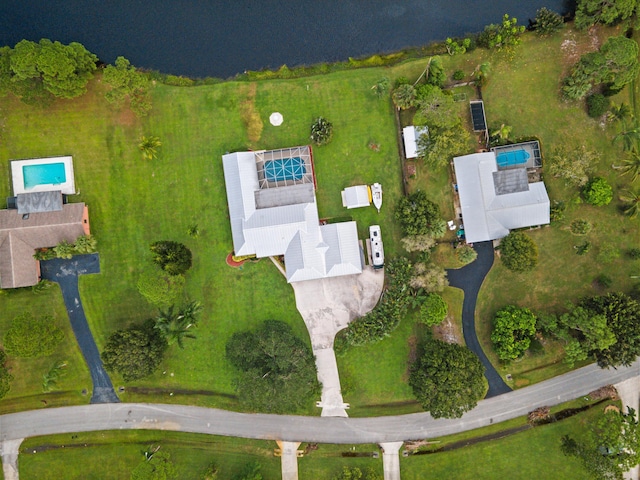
0 67 408 412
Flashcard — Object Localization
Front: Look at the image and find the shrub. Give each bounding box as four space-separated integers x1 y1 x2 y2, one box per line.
575 240 592 255
0 349 12 400
150 241 192 275
452 70 465 81
582 177 613 206
456 245 477 264
594 274 613 289
570 219 592 235
310 116 333 145
533 7 564 36
597 244 620 263
137 270 185 307
550 201 566 222
586 93 609 118
419 293 448 326
497 232 538 272
3 313 64 358
628 248 640 260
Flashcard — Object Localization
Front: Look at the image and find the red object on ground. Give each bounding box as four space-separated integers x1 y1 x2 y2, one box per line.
226 252 246 267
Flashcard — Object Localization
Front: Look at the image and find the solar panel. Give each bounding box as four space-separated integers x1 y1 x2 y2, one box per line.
470 101 487 132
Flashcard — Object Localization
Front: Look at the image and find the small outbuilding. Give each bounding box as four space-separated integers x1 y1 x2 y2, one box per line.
341 185 371 209
402 126 429 159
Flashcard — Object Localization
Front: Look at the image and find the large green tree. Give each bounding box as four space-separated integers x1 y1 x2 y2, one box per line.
103 56 151 116
0 39 97 103
478 14 526 51
101 319 168 381
563 36 640 100
417 122 471 168
497 232 539 272
575 0 638 29
394 190 445 237
562 407 640 478
413 85 457 128
3 313 64 358
581 292 640 367
491 305 537 361
225 320 320 413
409 340 485 418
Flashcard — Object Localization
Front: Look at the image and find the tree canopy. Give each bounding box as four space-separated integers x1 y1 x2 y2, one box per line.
497 232 539 272
395 190 445 237
0 39 97 104
409 340 485 418
491 305 537 361
103 56 151 116
225 320 320 413
0 349 12 400
581 292 640 367
575 0 638 29
101 319 168 381
478 14 526 51
3 313 64 358
563 36 640 100
562 407 640 478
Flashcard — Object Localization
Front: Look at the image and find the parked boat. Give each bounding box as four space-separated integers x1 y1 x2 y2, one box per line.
371 183 382 212
369 225 384 269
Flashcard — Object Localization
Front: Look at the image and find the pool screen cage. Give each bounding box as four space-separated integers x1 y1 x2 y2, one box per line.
255 145 316 189
491 141 542 170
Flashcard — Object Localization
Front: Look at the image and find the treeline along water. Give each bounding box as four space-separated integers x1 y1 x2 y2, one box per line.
0 1 567 78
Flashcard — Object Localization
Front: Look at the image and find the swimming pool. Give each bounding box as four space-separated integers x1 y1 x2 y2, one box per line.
496 149 530 168
11 156 76 195
23 162 67 189
264 157 306 182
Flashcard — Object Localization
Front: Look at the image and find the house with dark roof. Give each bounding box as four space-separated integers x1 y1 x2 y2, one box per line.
222 146 363 283
0 189 90 288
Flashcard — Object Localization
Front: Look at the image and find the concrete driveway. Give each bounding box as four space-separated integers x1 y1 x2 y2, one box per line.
292 267 384 416
40 255 120 404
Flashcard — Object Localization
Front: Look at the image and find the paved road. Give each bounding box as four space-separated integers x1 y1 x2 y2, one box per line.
447 241 512 397
40 255 120 404
1 360 637 444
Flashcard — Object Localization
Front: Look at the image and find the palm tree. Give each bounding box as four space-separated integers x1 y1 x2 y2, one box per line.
607 103 631 123
491 123 512 143
620 188 640 218
138 135 162 160
615 151 640 182
154 301 202 349
613 120 640 152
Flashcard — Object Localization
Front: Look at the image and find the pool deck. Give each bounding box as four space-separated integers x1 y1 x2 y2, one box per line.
10 156 76 195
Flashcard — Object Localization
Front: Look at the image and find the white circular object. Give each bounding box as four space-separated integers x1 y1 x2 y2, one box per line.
269 112 283 126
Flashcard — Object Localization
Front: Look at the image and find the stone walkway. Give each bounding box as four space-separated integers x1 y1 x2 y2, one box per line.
40 254 120 404
291 267 384 416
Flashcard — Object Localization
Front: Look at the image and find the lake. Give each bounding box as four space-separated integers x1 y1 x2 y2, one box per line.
0 1 567 78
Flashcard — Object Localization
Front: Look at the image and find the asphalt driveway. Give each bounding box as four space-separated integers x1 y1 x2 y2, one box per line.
447 241 512 398
40 254 119 404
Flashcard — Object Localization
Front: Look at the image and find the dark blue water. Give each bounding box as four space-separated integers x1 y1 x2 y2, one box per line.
0 1 567 78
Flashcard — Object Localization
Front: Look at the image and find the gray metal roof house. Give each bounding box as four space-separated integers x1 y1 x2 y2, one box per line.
454 152 550 243
222 147 362 283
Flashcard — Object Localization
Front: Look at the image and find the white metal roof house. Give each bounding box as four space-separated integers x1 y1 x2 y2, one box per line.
222 146 363 283
453 152 550 244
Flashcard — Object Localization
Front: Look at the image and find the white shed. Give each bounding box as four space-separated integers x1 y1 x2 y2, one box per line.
402 126 428 159
341 185 371 209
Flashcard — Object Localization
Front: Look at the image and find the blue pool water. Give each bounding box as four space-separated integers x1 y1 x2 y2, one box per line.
496 150 530 168
264 157 306 182
23 163 66 189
